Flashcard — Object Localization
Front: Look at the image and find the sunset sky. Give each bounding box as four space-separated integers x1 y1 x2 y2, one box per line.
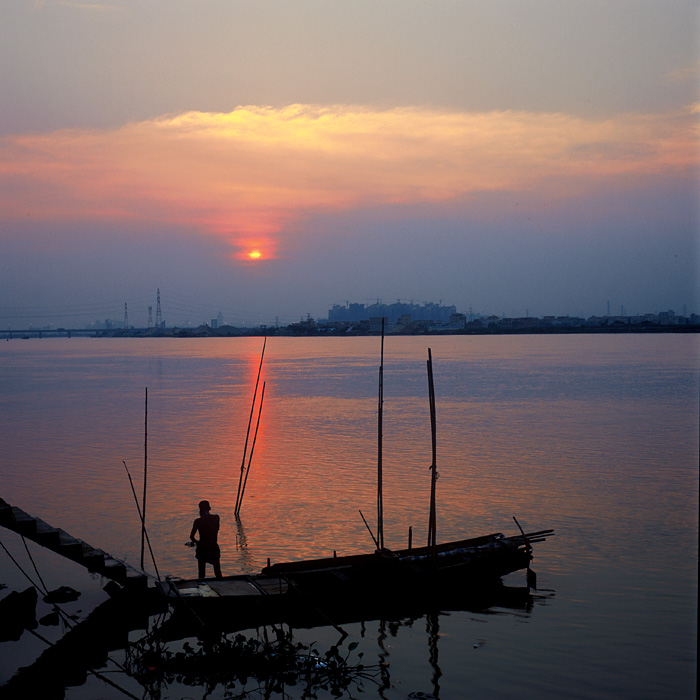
1 1 697 327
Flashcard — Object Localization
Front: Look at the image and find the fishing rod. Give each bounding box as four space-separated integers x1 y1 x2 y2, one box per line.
235 381 266 518
235 338 267 514
122 461 161 581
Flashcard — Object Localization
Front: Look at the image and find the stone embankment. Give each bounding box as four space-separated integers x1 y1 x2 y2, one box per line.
0 497 147 590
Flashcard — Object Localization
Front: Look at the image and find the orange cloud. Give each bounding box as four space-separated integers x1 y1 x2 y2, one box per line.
0 104 695 259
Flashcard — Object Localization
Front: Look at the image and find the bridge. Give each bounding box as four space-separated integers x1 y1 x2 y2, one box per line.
2 328 149 339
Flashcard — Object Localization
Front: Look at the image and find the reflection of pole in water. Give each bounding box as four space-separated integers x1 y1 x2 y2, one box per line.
377 619 391 697
232 518 255 573
427 612 442 699
235 518 248 549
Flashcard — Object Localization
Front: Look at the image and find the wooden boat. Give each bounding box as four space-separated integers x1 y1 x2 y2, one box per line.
262 528 553 590
157 526 553 618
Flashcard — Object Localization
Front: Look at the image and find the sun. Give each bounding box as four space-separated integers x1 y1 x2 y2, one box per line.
233 241 275 262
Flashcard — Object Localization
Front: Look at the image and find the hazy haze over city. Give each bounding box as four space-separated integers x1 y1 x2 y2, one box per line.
1 1 697 329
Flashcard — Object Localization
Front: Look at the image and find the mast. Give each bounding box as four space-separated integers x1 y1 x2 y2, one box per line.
377 318 385 550
427 349 437 549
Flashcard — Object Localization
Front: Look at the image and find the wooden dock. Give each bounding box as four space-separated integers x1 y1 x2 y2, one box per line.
0 497 148 590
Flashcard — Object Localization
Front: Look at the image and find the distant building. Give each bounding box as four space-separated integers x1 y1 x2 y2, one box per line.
328 300 457 324
368 316 387 333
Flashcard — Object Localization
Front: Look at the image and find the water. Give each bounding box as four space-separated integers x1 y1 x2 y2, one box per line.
0 334 697 698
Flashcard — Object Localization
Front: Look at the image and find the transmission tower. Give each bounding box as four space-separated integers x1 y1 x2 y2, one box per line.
155 289 163 328
124 302 129 330
147 306 153 328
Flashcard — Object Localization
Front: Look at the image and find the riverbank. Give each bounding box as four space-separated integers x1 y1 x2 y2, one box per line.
3 323 698 339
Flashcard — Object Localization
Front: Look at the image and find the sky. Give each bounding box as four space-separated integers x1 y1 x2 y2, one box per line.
1 0 698 328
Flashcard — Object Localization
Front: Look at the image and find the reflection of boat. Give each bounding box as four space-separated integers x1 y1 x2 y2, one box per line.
157 574 542 644
7 583 541 700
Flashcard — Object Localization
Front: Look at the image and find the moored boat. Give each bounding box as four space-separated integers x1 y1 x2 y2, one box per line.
157 526 553 612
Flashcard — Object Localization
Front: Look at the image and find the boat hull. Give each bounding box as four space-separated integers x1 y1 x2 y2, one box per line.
156 530 550 634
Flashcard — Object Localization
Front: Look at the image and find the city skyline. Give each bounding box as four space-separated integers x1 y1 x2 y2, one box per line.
2 293 695 332
1 2 698 330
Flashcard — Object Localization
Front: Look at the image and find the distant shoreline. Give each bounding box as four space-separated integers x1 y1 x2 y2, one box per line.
3 325 698 339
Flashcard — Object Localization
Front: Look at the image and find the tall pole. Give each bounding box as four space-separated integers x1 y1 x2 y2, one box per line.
427 349 437 549
235 338 266 516
140 387 148 570
235 382 266 518
123 461 160 581
377 318 385 551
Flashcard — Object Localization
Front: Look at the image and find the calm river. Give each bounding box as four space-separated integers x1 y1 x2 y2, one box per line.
0 334 697 699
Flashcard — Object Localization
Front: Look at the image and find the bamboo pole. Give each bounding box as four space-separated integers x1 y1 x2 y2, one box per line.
359 509 379 550
140 387 148 570
123 461 160 581
235 338 267 514
235 381 266 517
427 350 438 550
377 318 385 551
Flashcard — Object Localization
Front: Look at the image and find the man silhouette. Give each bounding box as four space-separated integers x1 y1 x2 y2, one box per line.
189 500 222 579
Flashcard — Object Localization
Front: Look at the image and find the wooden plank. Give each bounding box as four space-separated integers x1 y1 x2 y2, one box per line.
205 579 263 597
252 577 289 595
